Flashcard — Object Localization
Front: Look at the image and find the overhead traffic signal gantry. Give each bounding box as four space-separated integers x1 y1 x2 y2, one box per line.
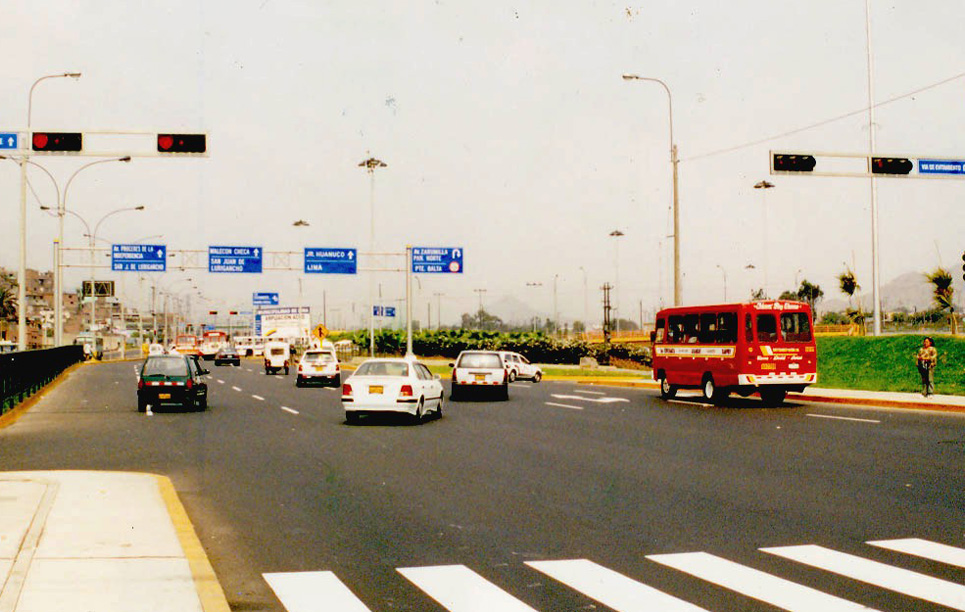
771 153 816 173
157 133 207 154
871 157 914 175
32 132 82 152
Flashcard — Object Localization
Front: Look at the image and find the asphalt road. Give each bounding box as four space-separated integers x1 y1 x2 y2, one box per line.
1 360 963 611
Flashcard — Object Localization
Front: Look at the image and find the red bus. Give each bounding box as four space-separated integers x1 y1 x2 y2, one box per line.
651 300 816 405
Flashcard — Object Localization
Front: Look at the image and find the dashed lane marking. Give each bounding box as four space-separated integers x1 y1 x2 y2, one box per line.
232 386 242 392
217 379 225 384
545 402 584 410
550 393 629 404
252 395 265 401
573 389 606 395
806 413 880 424
281 406 299 415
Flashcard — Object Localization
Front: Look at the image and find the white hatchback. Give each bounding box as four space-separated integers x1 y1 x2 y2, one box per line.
498 351 543 383
449 350 509 401
296 349 340 387
341 358 444 424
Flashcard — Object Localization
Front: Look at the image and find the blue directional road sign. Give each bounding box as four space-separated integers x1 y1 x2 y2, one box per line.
372 306 396 317
919 159 965 176
209 246 263 273
111 244 166 272
304 248 357 274
253 292 280 306
0 133 18 150
412 247 464 273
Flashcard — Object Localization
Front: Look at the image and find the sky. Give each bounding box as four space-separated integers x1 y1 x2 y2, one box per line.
2 0 964 329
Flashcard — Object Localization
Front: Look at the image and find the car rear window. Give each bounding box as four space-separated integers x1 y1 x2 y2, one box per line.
356 361 409 377
458 353 502 368
269 347 286 356
303 352 335 363
142 356 188 377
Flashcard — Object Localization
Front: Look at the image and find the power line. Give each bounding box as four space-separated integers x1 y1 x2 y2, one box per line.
682 70 965 163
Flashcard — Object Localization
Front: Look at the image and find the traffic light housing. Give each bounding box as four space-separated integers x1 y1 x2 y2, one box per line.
772 153 816 173
871 157 913 175
157 133 206 154
229 311 238 315
208 310 218 315
961 251 965 282
32 132 82 152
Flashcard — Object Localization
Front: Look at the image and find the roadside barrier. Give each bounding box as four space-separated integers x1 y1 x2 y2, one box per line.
0 345 84 414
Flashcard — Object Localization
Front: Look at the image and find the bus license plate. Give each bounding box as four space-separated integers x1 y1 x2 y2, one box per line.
369 385 383 394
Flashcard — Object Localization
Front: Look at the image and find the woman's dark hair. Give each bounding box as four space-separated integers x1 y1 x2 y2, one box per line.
923 336 934 345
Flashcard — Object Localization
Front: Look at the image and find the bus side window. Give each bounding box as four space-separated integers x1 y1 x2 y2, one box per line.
718 312 737 343
745 314 753 343
699 313 717 343
757 314 778 343
683 314 699 343
655 318 666 342
668 315 684 343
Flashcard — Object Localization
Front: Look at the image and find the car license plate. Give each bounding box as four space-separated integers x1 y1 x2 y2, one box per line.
369 385 383 394
475 374 486 382
158 393 171 400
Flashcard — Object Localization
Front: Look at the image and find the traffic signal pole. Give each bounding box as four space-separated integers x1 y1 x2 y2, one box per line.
865 0 882 336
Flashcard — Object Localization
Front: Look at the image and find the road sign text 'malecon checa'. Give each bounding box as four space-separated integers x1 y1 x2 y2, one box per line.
112 244 166 272
412 247 463 273
209 246 263 273
304 248 357 274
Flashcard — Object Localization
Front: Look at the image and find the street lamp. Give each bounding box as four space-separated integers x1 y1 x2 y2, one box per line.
716 265 727 302
609 230 624 333
553 274 560 337
14 71 81 350
359 156 387 357
753 180 775 298
578 266 588 335
622 73 680 306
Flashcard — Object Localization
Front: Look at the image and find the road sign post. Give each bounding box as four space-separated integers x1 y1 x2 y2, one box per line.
111 244 166 272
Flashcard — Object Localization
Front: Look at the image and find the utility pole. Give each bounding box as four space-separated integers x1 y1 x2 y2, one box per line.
601 283 612 366
433 292 443 330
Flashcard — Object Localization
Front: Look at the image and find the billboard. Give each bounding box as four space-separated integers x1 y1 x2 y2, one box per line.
256 306 311 340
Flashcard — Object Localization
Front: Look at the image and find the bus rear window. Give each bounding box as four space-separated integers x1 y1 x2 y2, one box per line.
781 312 812 342
756 314 778 343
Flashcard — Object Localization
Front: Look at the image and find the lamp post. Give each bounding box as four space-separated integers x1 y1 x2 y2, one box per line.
622 74 680 306
14 71 81 351
609 230 624 333
553 274 560 337
753 180 775 298
864 0 882 336
433 292 444 330
525 282 542 332
359 156 386 357
716 265 727 302
578 266 588 334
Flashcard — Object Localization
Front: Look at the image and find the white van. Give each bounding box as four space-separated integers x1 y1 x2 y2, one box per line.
263 340 291 375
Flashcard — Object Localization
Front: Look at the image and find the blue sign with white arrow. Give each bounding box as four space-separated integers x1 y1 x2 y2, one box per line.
111 244 166 272
253 292 279 306
304 248 357 274
918 159 965 175
412 247 464 273
372 306 396 317
0 133 18 150
209 246 263 273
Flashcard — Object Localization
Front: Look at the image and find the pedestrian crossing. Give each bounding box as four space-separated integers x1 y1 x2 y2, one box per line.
263 537 965 611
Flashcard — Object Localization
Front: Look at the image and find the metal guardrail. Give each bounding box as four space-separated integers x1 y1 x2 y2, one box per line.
1 346 85 415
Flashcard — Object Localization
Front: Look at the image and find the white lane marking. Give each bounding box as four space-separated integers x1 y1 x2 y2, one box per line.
398 565 538 611
762 544 965 610
281 406 299 415
264 571 371 612
806 414 880 424
545 402 584 410
668 399 714 408
869 538 965 569
232 386 242 392
252 395 265 401
574 389 606 395
528 559 708 611
647 552 876 611
551 394 629 404
217 379 225 384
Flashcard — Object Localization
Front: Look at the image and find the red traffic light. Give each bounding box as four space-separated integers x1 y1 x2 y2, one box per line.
32 132 82 152
229 311 238 315
871 157 913 175
157 133 206 154
772 153 816 173
208 310 218 315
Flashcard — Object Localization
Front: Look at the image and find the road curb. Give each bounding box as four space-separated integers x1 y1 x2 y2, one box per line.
155 475 232 612
0 362 83 431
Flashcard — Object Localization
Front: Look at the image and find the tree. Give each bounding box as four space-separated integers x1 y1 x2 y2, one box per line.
460 308 505 331
796 279 824 313
837 268 862 324
778 290 798 300
0 279 17 322
925 267 957 334
750 288 767 301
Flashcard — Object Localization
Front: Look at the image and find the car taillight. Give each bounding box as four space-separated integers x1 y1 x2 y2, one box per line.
137 379 144 390
186 378 193 389
400 384 413 397
342 383 353 396
298 365 304 372
451 369 458 383
335 364 340 372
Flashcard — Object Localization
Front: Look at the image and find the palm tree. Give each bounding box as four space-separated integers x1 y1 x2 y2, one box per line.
838 268 863 326
925 267 957 334
0 281 17 322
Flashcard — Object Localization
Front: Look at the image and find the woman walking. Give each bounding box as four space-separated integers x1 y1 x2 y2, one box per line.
915 337 938 397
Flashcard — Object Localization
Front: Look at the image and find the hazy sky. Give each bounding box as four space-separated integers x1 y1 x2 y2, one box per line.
3 1 964 328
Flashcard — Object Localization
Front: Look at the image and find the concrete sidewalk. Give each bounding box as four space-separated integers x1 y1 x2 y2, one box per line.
574 377 965 413
0 471 229 612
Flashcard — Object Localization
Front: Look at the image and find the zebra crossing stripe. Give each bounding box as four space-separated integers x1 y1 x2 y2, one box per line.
263 571 371 612
647 552 876 612
527 559 708 611
868 538 965 569
762 544 965 611
397 565 538 611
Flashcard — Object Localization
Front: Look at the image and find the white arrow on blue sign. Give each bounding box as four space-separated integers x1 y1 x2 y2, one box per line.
304 248 357 274
111 244 166 272
253 292 279 306
0 133 18 150
412 247 464 274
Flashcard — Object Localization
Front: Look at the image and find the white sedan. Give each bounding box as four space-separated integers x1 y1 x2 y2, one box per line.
341 358 444 424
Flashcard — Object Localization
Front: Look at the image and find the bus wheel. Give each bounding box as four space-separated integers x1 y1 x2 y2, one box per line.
660 376 677 399
760 388 786 406
702 375 726 404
